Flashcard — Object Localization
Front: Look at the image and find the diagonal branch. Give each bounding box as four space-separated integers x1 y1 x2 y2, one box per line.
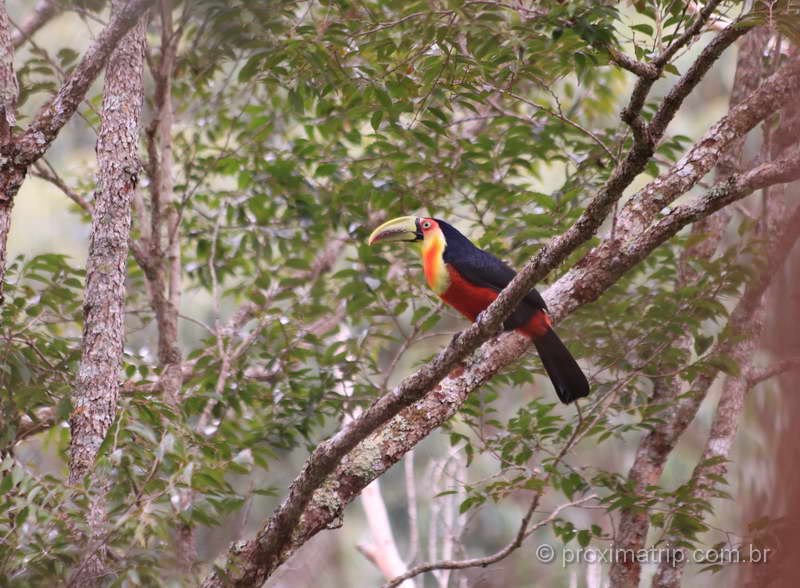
546 59 800 321
31 160 93 212
608 28 774 587
647 19 752 142
652 197 800 587
617 55 800 243
747 358 800 387
619 0 731 144
11 0 60 48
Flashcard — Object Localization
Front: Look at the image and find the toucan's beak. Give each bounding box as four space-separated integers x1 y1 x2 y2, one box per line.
367 216 423 246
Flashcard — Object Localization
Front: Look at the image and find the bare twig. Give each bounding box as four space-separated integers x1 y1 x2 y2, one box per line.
748 358 800 387
384 495 597 588
31 161 92 212
11 0 60 48
489 89 618 164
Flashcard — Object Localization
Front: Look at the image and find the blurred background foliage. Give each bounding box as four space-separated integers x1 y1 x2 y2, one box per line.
0 0 794 586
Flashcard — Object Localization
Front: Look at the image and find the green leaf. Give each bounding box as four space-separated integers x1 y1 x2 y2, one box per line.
631 24 654 36
577 529 591 548
371 110 384 131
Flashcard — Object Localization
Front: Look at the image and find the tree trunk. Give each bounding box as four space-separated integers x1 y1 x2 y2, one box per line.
0 0 18 306
67 2 145 584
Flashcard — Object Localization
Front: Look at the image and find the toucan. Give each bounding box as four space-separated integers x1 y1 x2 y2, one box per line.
368 216 590 404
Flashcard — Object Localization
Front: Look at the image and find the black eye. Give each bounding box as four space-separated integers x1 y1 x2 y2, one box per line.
422 221 431 229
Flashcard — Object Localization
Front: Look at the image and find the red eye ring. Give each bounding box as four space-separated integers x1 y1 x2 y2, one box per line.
422 220 432 229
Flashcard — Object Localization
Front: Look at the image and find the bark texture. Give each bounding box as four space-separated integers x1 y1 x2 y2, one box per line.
69 2 145 484
67 2 145 584
201 14 750 586
652 198 800 588
651 43 800 588
0 0 15 143
150 0 191 566
0 0 16 305
202 158 800 587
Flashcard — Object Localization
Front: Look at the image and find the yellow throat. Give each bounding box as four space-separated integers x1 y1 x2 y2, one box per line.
421 228 450 295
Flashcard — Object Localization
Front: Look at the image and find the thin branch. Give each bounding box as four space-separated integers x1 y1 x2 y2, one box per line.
404 450 419 565
360 478 415 588
652 194 800 587
490 89 618 164
648 19 753 142
607 46 659 79
356 11 451 37
748 358 800 387
619 0 735 146
384 495 598 588
11 0 60 48
31 161 92 212
0 0 157 306
15 406 56 443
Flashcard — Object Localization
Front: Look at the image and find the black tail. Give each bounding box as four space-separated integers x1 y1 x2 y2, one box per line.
532 329 590 404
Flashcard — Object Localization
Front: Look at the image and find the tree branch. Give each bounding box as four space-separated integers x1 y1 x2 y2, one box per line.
11 0 60 48
607 46 658 80
360 479 415 587
616 56 800 243
0 0 17 306
31 160 93 212
653 198 800 588
619 0 730 144
68 8 146 480
15 406 56 443
747 358 800 387
649 19 752 141
0 1 16 145
13 0 156 167
610 30 788 585
212 131 800 585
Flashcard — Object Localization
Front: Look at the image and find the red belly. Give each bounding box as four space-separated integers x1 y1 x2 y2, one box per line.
439 265 551 338
440 266 498 321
